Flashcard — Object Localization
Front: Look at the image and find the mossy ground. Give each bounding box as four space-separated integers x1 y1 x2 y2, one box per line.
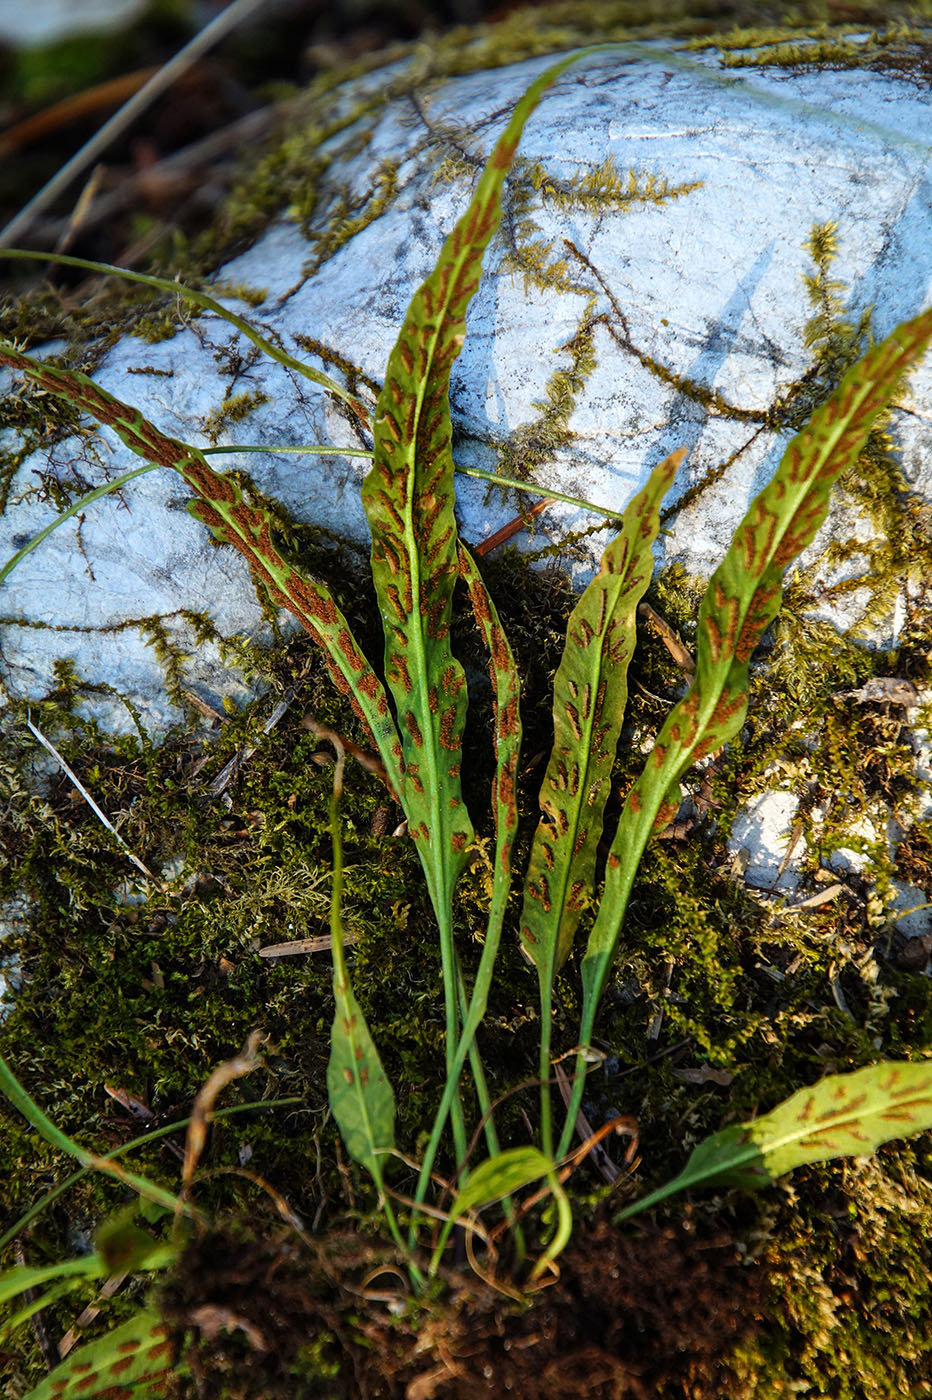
3 3 932 1397
3 537 932 1397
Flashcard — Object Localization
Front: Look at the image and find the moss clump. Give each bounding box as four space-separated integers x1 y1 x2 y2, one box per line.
726 1152 932 1399
202 390 272 446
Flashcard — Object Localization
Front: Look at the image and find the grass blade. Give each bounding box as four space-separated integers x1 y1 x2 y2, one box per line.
0 1099 302 1255
0 1052 184 1216
206 443 633 523
0 1280 102 1349
0 464 160 585
616 1060 932 1221
557 301 932 1160
0 248 366 419
0 1246 177 1347
0 345 404 798
0 1256 105 1308
21 1307 172 1400
0 445 626 592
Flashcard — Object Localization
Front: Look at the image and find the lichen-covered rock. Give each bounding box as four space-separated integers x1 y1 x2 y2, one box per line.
2 25 932 732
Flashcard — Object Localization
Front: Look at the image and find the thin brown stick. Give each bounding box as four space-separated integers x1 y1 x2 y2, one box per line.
0 68 160 158
207 691 296 797
58 1272 127 1359
258 932 359 958
26 104 288 250
54 166 107 257
637 601 696 674
13 1241 60 1370
0 0 271 248
475 496 552 556
181 1030 267 1191
553 1060 621 1184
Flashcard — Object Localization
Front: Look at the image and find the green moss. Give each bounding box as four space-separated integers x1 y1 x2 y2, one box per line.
526 156 703 217
301 157 400 278
695 24 932 73
208 3 932 275
723 1153 932 1398
202 389 272 446
130 311 186 344
290 335 381 402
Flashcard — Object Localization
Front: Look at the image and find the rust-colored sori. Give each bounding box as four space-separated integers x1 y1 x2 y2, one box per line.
0 347 406 802
520 447 685 976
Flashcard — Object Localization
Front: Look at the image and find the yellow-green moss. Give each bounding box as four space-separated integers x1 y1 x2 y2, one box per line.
202 389 272 446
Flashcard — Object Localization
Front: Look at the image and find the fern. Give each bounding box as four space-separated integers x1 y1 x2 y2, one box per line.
2 45 932 1334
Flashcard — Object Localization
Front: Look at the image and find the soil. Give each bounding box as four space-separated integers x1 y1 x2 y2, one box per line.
159 1215 764 1398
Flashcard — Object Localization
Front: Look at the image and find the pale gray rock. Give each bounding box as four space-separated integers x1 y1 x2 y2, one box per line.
2 38 932 743
0 0 146 47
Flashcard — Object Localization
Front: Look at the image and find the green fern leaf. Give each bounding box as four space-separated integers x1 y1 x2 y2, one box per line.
22 1307 172 1400
328 975 396 1178
581 302 932 1019
521 447 684 976
360 48 610 906
0 349 403 798
616 1060 932 1220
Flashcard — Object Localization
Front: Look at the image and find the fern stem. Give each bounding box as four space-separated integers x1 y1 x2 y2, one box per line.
409 838 514 1224
555 856 641 1163
538 980 555 1161
328 751 420 1281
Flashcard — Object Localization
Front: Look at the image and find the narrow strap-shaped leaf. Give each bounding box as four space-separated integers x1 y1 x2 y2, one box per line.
22 1307 172 1400
429 1145 561 1266
410 546 523 1213
360 47 606 900
320 735 416 1273
359 46 612 1174
0 346 403 798
616 1059 932 1221
581 304 932 1020
457 544 523 910
520 447 685 977
555 302 932 1162
328 980 396 1180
